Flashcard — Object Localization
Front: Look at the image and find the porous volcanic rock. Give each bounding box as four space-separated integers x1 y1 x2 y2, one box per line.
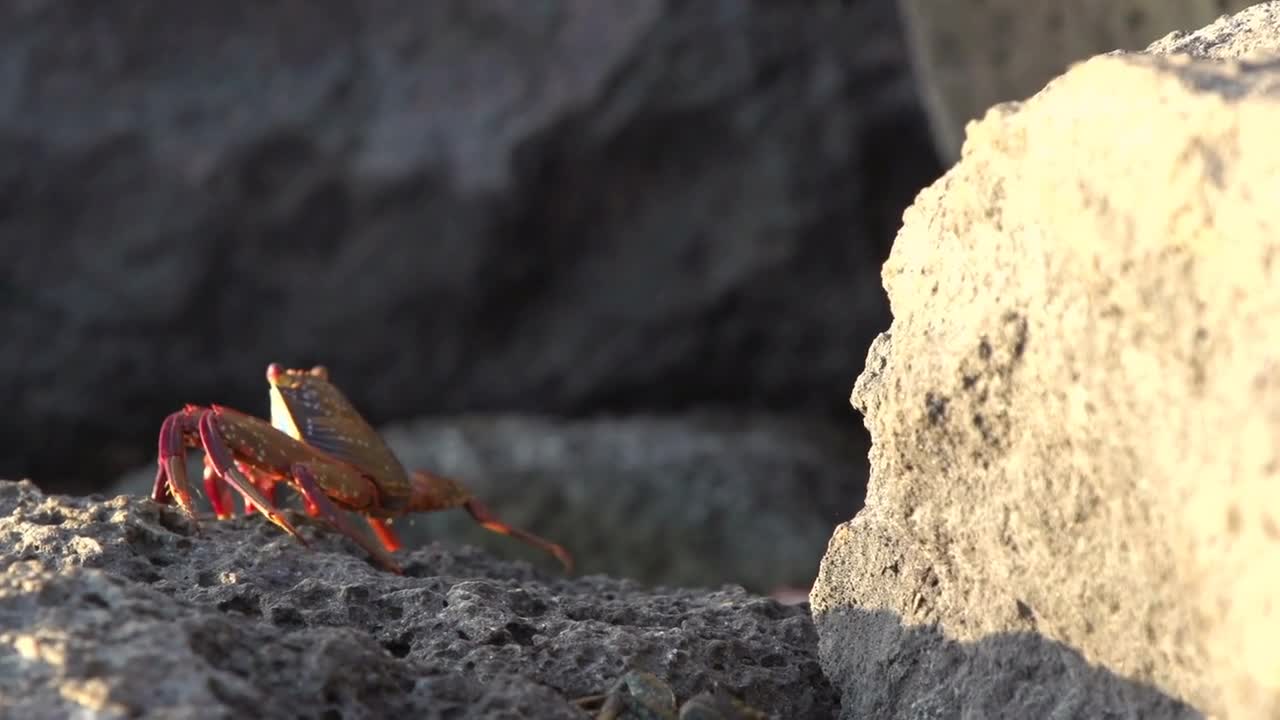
0 479 838 719
811 4 1280 719
0 0 938 496
896 0 1259 161
115 411 869 593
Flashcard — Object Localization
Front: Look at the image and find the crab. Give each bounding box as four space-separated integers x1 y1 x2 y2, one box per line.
572 671 768 720
151 363 573 574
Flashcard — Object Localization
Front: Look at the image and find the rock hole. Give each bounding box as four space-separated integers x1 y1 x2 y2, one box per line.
504 622 538 647
1015 599 1035 623
383 638 412 659
924 392 948 425
133 568 162 585
977 338 992 360
156 510 196 536
27 509 65 526
217 594 262 617
270 605 305 629
1226 505 1242 534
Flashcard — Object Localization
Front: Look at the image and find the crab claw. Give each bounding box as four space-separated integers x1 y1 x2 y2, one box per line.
153 409 203 528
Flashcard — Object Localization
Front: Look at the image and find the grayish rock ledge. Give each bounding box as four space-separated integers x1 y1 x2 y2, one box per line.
0 480 837 718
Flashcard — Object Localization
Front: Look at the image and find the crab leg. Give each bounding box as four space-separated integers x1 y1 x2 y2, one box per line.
365 518 403 553
265 363 575 572
241 465 280 516
202 462 281 519
463 498 574 573
196 412 304 543
288 462 401 573
153 408 201 515
203 458 236 519
407 469 574 573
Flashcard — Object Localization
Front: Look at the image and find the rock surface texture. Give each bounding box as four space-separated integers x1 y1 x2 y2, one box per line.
0 0 937 495
812 4 1280 720
116 411 868 593
896 0 1259 161
0 479 838 719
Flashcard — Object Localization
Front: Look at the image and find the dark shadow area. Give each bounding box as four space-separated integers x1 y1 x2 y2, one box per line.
815 606 1204 719
0 0 945 498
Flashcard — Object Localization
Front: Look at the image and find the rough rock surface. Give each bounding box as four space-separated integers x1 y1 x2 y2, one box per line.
116 412 868 593
0 0 938 495
896 0 1258 161
0 479 838 719
812 4 1280 720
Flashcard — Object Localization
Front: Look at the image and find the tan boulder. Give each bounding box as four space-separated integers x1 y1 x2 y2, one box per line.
812 4 1280 718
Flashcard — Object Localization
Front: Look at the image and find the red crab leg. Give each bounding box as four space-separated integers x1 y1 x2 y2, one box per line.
463 498 574 573
196 413 305 544
365 518 403 553
204 460 281 520
153 408 201 517
406 469 573 573
235 464 279 517
203 457 236 520
288 462 401 574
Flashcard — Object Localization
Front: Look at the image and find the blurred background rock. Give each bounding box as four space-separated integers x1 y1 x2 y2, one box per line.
2 1 929 494
898 0 1257 163
3 0 1253 591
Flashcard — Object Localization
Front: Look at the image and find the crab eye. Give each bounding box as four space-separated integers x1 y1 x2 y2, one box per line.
266 363 285 384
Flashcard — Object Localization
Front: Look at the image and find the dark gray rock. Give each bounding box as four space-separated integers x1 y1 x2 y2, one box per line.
0 0 938 495
0 479 838 718
115 411 869 593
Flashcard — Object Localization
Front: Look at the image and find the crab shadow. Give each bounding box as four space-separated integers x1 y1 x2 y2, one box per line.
816 606 1205 719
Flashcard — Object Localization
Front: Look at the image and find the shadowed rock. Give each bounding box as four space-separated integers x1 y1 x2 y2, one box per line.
0 0 938 495
816 605 1200 719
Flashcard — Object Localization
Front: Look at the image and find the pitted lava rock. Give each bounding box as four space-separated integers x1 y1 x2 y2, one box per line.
0 480 838 718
